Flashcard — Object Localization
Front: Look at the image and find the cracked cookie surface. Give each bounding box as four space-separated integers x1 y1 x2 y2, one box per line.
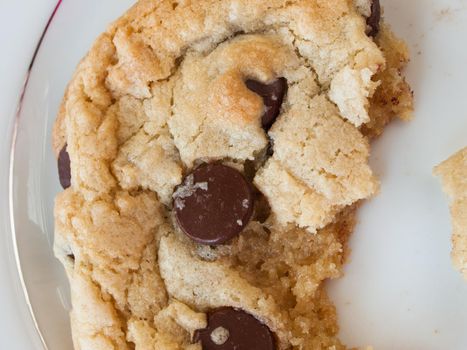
53 0 413 349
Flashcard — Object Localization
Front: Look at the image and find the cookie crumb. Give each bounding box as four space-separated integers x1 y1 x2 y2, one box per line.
434 7 455 22
210 326 230 345
173 174 209 207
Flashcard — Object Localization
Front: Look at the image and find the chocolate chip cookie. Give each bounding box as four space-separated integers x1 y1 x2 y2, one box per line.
53 0 413 349
435 148 467 280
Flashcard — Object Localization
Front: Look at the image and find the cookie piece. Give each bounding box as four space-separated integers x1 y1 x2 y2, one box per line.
255 94 378 232
362 23 413 138
434 148 467 279
52 0 413 349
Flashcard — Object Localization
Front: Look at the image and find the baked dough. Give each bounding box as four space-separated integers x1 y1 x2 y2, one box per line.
52 1 413 348
435 148 467 279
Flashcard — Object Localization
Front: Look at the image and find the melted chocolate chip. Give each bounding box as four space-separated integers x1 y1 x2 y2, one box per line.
58 145 71 189
173 164 254 245
194 307 276 350
366 0 381 37
246 78 288 131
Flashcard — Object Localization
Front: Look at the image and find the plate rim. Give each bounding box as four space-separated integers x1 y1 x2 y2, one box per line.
8 2 63 349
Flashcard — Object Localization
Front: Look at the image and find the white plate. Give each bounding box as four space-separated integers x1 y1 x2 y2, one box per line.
6 0 467 349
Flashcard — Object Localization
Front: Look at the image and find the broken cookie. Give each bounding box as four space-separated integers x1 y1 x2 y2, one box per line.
53 0 413 348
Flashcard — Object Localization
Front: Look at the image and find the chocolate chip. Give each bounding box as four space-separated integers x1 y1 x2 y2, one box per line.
246 78 287 131
58 145 71 189
366 0 381 37
194 307 276 350
174 164 254 245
